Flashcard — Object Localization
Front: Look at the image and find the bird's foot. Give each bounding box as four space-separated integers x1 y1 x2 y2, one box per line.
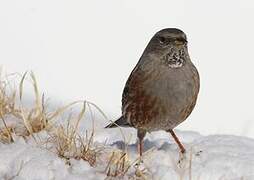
177 151 187 165
135 156 144 167
134 159 148 178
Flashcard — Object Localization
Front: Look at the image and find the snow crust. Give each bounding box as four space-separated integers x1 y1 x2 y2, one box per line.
1 127 254 180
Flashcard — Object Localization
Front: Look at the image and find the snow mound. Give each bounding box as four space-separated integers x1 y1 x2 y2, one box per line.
0 129 254 180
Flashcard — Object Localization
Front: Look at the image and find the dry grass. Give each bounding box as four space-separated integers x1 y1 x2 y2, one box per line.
0 70 104 167
0 71 20 143
0 70 141 177
0 71 48 141
103 146 156 179
47 119 100 166
105 151 130 177
0 70 85 139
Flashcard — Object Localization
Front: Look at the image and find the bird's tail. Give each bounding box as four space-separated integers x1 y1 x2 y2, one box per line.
105 116 131 128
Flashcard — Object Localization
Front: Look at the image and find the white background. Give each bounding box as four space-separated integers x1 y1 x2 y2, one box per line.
0 0 254 137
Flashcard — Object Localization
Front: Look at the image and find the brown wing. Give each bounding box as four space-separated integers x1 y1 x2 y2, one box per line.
121 65 160 128
122 66 142 110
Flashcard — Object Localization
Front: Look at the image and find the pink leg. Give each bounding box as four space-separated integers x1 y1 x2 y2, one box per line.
137 129 146 157
168 129 186 153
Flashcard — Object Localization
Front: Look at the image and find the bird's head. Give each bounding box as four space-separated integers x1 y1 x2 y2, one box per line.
144 28 189 68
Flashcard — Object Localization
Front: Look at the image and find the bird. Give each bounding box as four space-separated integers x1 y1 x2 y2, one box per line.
105 28 200 156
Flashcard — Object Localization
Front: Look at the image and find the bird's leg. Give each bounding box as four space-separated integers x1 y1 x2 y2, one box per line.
137 129 146 159
168 129 186 153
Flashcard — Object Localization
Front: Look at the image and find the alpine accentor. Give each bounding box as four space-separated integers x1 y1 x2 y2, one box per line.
106 28 200 155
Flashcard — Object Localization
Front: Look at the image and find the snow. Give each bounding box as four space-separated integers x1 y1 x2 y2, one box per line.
1 126 254 180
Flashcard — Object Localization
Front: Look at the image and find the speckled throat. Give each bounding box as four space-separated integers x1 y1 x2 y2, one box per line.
163 48 186 68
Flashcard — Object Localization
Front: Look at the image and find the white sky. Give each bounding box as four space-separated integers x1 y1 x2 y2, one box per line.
0 0 254 137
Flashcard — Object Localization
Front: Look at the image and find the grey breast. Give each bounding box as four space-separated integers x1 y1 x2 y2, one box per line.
139 59 199 131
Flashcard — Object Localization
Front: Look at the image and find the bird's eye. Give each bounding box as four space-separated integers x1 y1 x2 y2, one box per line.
175 38 187 45
158 37 166 44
